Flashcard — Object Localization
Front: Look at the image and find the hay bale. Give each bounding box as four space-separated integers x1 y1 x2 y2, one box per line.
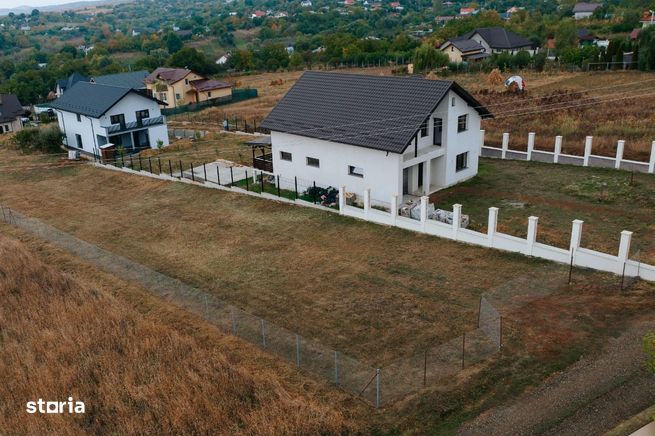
487 69 503 86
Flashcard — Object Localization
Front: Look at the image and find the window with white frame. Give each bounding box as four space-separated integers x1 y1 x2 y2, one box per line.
457 114 468 132
456 152 468 172
306 156 320 167
348 165 364 178
280 151 292 161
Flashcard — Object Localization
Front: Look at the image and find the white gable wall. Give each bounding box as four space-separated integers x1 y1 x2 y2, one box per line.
439 90 482 187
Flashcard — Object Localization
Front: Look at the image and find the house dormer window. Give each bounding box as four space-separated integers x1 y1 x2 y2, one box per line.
76 114 81 122
451 97 455 107
185 79 189 85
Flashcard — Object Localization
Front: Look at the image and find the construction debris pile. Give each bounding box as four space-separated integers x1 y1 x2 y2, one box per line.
399 199 470 228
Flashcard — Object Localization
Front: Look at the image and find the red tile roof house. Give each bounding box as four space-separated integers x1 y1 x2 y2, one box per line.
144 68 232 108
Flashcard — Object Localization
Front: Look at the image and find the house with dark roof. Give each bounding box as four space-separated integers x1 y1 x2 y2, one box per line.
144 67 233 108
261 72 491 199
456 27 536 56
573 2 602 20
439 38 489 63
0 94 25 134
51 82 168 157
56 72 89 98
90 71 149 90
56 71 149 98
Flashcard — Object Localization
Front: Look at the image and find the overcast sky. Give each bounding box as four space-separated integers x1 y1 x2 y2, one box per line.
3 0 85 9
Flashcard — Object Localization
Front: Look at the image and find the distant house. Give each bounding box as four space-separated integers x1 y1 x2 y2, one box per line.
389 1 403 10
641 11 655 27
144 67 232 108
572 2 601 20
216 53 231 65
459 7 477 16
631 28 641 40
448 27 536 57
56 72 89 98
301 0 313 6
261 72 492 200
0 94 25 134
51 82 168 156
435 16 455 25
251 10 267 18
440 39 489 63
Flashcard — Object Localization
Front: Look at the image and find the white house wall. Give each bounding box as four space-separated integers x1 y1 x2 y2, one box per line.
271 131 402 201
441 90 482 187
56 92 168 155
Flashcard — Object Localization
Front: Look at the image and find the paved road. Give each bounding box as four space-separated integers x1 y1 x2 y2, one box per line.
458 319 655 436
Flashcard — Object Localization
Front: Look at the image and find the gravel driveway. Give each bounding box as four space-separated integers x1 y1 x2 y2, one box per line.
458 318 655 435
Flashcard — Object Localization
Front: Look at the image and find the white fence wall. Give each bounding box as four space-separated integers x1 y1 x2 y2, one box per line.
338 187 655 283
96 162 655 284
481 131 655 174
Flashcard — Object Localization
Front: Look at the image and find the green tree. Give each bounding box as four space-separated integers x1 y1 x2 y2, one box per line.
413 43 449 71
638 27 655 70
432 0 443 15
164 32 183 54
168 47 214 75
555 19 577 51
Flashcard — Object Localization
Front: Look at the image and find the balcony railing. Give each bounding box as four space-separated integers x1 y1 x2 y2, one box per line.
403 144 443 162
103 116 165 135
253 153 273 172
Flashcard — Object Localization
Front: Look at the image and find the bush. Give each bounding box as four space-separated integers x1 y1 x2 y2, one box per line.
13 126 63 153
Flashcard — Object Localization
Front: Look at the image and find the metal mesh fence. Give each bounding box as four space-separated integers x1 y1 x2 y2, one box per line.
0 206 380 406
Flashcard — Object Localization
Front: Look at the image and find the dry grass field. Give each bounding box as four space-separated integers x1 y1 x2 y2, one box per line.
2 145 655 433
0 232 360 434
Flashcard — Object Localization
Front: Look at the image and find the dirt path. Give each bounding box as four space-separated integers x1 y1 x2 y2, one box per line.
458 318 655 435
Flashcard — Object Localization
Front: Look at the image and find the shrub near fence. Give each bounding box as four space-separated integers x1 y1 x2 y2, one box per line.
162 88 258 116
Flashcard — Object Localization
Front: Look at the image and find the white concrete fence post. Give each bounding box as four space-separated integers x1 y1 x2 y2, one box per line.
617 230 633 274
583 136 593 166
452 204 462 239
649 141 655 174
615 140 625 170
554 135 562 163
526 216 538 256
487 207 498 248
338 186 345 215
390 195 398 226
501 133 509 159
569 219 584 264
420 196 428 231
527 132 535 161
480 129 485 150
363 188 371 219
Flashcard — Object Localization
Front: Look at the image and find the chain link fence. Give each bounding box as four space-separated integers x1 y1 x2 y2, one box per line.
0 203 508 408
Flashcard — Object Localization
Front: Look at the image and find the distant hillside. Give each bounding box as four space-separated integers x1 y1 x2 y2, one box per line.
0 0 132 15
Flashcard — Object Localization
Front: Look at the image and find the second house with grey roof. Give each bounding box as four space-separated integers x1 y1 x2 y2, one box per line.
261 71 491 200
51 82 169 157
